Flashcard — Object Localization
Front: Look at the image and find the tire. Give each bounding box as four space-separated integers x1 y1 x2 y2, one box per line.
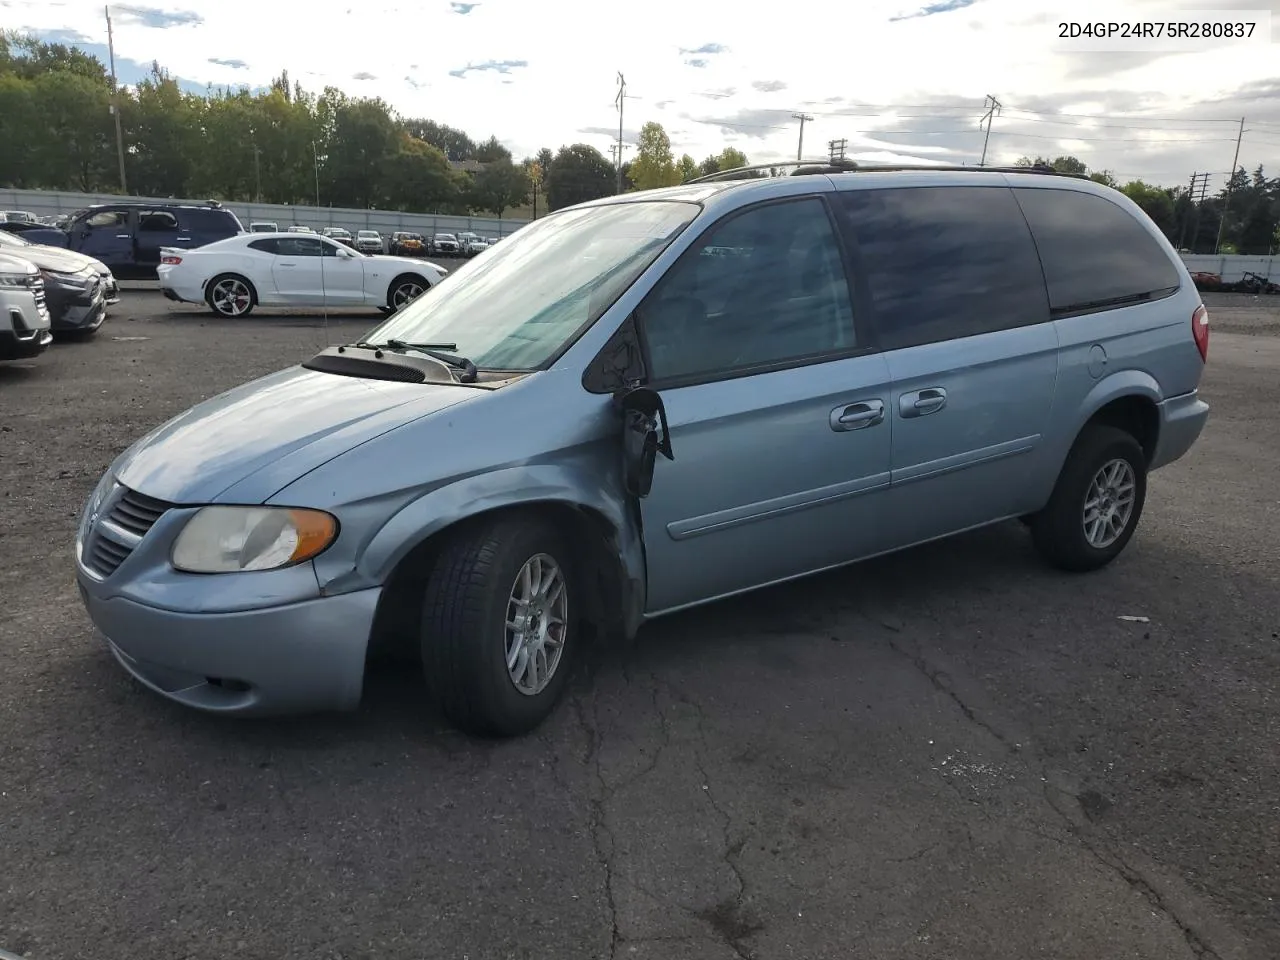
387 274 429 312
205 274 256 318
1029 425 1147 572
420 514 577 738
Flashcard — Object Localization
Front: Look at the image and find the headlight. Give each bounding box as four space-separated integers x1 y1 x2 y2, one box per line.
41 268 92 290
172 506 338 574
0 271 35 287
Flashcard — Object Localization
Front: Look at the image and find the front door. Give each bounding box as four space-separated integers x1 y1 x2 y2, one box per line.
833 184 1060 546
74 207 136 276
318 238 368 304
631 195 894 614
270 236 326 302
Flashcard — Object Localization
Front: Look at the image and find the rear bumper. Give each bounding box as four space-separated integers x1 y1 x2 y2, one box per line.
1151 390 1209 470
78 580 381 717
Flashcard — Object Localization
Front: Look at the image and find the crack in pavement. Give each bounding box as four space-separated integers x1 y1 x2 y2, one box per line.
571 688 622 960
881 622 1225 960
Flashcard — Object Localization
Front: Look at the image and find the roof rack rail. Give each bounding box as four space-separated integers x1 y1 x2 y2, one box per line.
685 159 1091 185
686 159 859 184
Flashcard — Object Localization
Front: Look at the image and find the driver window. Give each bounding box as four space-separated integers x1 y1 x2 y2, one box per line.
83 210 128 230
637 197 856 383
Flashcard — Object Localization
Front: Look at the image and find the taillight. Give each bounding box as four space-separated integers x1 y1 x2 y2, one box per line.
161 254 182 265
1192 303 1209 362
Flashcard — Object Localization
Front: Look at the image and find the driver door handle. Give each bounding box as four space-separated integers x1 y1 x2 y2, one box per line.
899 387 947 419
830 399 885 432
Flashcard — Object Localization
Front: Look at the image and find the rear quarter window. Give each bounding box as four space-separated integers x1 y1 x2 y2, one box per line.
836 185 1049 351
179 208 243 236
1012 187 1181 316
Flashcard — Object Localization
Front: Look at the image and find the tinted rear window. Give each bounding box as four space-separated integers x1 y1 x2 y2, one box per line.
836 185 1049 351
179 208 242 235
248 238 278 253
1012 187 1181 316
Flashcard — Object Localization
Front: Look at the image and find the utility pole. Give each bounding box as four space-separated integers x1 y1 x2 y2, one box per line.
828 138 848 163
792 112 813 161
1213 117 1246 255
252 142 262 203
979 94 1001 167
105 6 128 193
1184 171 1211 253
614 72 626 195
310 141 321 209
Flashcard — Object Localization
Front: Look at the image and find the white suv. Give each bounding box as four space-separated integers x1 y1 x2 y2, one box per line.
356 230 383 254
0 253 52 361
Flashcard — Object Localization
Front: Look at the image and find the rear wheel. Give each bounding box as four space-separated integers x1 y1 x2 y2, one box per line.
206 274 256 318
1029 425 1147 572
420 514 576 738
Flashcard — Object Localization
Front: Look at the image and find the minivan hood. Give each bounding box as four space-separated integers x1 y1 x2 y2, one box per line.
114 366 475 504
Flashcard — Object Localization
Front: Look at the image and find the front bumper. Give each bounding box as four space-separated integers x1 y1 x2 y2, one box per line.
101 273 120 305
79 581 381 716
45 276 106 332
0 285 52 359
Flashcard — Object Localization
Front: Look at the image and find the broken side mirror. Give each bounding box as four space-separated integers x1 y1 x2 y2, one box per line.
613 386 674 499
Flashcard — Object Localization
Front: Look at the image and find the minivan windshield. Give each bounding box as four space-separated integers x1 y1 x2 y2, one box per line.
368 200 699 371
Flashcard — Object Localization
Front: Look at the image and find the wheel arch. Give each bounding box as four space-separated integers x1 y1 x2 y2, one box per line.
362 481 644 661
1072 370 1162 466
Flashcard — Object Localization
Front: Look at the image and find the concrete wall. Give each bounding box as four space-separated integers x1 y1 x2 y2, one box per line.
0 188 530 239
1180 254 1278 282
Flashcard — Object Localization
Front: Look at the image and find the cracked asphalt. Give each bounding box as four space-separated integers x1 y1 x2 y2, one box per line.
1 290 1277 960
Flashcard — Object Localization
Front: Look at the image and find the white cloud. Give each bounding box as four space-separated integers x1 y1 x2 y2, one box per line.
7 0 1280 185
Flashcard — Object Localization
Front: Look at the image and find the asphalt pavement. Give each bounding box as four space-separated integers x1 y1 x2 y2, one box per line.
0 290 1277 960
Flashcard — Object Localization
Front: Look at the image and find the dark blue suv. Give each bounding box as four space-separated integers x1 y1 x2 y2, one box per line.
18 201 244 279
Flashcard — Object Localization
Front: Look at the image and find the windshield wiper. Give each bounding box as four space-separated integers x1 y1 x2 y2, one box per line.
343 339 477 383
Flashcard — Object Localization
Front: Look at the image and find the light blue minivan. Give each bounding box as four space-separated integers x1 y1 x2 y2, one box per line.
75 163 1210 737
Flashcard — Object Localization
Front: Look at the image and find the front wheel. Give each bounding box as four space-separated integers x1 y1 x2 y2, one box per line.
388 274 428 312
205 274 256 318
420 515 576 738
1029 425 1148 572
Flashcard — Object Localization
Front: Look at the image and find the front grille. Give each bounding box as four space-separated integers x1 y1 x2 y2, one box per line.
84 487 174 578
108 488 172 535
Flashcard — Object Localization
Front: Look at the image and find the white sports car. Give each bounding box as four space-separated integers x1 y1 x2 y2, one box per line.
156 232 449 318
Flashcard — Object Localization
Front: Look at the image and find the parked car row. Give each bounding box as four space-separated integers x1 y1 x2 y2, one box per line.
157 231 451 318
0 229 118 363
1 200 513 278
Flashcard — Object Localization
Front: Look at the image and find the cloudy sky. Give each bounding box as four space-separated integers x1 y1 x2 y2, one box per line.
4 0 1280 188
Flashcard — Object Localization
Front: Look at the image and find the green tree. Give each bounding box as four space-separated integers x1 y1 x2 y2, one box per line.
405 118 475 161
29 70 113 190
123 63 201 196
629 121 680 191
545 144 615 211
717 147 748 171
468 157 530 217
473 134 512 163
1120 180 1175 236
382 136 458 211
323 97 399 207
678 153 698 182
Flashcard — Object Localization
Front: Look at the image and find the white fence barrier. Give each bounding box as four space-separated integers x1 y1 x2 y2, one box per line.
1180 254 1276 282
0 189 530 239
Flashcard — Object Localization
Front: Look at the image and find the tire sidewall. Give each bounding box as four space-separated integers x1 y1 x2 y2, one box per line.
206 274 254 318
466 524 577 734
1042 428 1148 569
388 275 427 311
